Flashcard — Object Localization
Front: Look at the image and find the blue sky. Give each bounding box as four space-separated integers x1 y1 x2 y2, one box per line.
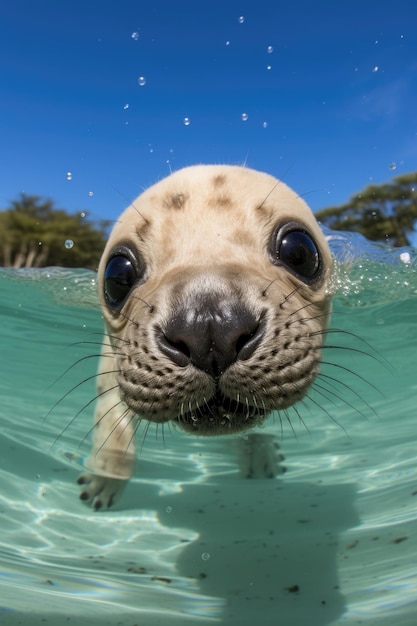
1 0 417 224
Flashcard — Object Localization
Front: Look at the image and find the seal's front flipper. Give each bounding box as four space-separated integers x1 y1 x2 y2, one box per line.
77 472 128 510
78 358 136 509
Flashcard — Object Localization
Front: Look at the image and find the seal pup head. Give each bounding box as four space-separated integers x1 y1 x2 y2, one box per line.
98 165 332 435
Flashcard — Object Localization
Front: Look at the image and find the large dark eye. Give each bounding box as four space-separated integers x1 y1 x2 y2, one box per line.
104 255 137 306
272 225 320 280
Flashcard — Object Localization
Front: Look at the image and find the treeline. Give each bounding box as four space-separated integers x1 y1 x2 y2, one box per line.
315 171 417 247
0 194 110 270
1 172 416 270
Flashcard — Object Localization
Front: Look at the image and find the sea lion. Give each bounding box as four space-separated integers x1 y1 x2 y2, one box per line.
78 165 333 509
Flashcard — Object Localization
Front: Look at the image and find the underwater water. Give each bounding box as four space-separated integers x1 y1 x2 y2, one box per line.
0 231 416 626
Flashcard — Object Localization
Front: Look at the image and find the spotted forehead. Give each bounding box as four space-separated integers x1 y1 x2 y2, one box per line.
159 172 235 211
137 170 278 221
119 166 321 251
125 173 271 261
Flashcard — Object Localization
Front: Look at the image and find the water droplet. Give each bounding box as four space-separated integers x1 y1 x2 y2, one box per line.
88 191 94 197
65 239 74 249
201 552 210 561
138 76 146 86
267 45 274 53
262 121 268 128
238 16 245 24
400 251 411 265
389 162 397 171
123 103 129 110
131 31 139 41
183 116 191 126
241 112 248 122
372 65 379 73
66 171 73 181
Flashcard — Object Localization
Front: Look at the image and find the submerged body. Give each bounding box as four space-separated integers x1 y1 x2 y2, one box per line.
78 165 332 508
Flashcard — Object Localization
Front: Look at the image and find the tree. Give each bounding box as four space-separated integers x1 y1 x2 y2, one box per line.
315 172 417 247
0 194 110 269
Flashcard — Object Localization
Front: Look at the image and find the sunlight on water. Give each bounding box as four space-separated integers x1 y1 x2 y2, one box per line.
0 230 416 625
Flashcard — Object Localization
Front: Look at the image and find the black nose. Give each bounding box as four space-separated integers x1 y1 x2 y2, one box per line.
157 299 264 376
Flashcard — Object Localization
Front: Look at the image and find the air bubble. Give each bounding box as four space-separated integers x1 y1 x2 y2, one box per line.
123 103 129 110
266 65 272 70
267 45 274 53
65 239 74 249
226 40 230 46
241 113 248 121
66 171 73 181
88 191 94 197
165 506 172 513
183 117 191 126
389 162 397 171
262 121 268 128
201 552 210 561
131 31 139 41
138 76 146 86
238 16 245 24
372 65 379 73
80 212 86 218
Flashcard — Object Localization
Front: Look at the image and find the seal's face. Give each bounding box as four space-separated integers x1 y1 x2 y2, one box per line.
97 165 332 436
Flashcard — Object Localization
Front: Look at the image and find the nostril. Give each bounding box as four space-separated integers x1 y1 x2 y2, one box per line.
157 331 191 367
172 340 190 359
236 321 265 361
235 328 257 354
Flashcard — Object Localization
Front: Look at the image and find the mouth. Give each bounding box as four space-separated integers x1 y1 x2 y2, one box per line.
174 388 267 435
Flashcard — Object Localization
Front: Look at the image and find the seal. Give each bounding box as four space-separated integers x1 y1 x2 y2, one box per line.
77 165 333 508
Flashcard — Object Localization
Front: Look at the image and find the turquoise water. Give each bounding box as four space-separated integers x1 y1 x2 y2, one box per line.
0 231 416 626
